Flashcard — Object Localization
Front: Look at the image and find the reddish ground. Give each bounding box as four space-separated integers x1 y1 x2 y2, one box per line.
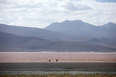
0 52 116 63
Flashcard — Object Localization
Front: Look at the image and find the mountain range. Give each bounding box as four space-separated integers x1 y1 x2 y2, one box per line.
0 20 116 52
45 20 116 40
0 31 116 52
45 20 116 48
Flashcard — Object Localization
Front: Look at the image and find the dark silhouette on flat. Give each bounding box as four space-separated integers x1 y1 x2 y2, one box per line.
49 59 51 62
56 59 58 62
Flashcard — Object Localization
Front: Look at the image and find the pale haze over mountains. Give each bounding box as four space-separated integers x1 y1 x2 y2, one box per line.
0 0 116 28
0 20 116 52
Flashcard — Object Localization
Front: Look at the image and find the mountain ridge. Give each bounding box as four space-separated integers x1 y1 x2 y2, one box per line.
0 23 75 41
0 31 116 52
45 20 116 41
0 20 116 49
45 20 116 48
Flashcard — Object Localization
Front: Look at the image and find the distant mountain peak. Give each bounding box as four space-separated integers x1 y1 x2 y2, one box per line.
63 20 83 23
75 20 83 22
105 22 116 25
45 19 93 31
103 22 116 27
108 22 114 24
63 20 70 22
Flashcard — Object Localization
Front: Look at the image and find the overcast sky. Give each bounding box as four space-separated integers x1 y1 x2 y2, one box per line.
0 0 116 28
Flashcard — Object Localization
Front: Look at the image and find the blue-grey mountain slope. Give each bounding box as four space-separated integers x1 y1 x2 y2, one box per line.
45 20 116 39
0 23 75 41
45 20 116 48
0 31 116 52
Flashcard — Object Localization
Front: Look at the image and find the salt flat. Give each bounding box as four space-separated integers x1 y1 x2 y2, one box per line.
0 52 116 75
0 52 116 63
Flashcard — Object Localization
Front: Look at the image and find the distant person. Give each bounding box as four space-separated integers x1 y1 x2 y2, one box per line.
49 59 51 62
56 59 58 62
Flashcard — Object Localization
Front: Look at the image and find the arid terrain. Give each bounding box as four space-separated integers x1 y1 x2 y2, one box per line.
0 52 116 63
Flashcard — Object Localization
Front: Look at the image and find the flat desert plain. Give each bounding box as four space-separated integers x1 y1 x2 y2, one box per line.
0 52 116 63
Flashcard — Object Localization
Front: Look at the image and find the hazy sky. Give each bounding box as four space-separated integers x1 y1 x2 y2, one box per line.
0 0 116 28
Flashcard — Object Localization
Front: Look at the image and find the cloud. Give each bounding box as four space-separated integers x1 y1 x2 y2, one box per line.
0 0 116 28
63 1 92 11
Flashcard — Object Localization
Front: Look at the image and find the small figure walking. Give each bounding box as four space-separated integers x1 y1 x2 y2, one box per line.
49 59 51 62
56 59 58 62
